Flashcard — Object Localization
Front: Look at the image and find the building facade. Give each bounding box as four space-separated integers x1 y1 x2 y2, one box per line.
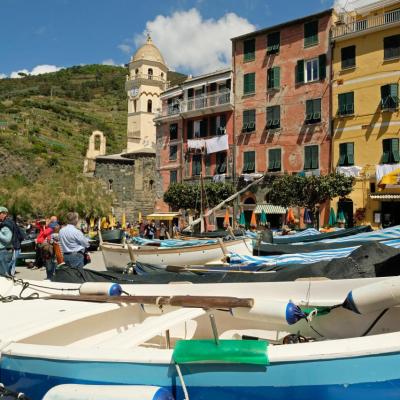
331 0 400 228
154 68 234 226
231 10 333 226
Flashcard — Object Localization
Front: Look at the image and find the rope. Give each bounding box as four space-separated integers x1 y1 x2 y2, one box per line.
175 363 190 400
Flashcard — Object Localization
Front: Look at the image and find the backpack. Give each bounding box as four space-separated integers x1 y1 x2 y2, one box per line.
0 219 26 250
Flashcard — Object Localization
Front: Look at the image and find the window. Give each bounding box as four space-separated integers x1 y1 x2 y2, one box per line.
338 92 354 116
305 99 321 124
267 31 280 54
243 38 255 62
187 120 193 139
243 73 255 95
218 114 227 135
305 58 319 82
192 154 202 176
243 151 255 173
242 109 256 133
170 170 177 184
169 123 178 141
382 138 400 164
266 105 280 129
338 143 354 166
341 45 356 69
267 67 280 90
296 55 326 84
268 148 281 172
148 68 153 79
384 34 400 60
381 84 399 110
169 145 177 161
167 98 180 115
304 20 318 47
147 99 152 113
304 145 319 170
215 152 227 174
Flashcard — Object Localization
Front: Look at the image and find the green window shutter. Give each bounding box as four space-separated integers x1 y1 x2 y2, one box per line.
243 151 249 172
275 149 281 170
347 92 354 114
306 100 313 121
382 139 391 163
392 138 400 162
381 85 390 108
269 148 281 171
318 54 326 80
244 73 255 94
338 93 346 115
274 67 280 88
304 20 318 47
244 38 255 62
266 107 273 127
296 60 304 84
267 69 272 89
384 34 400 60
304 146 311 169
311 145 319 169
268 149 275 170
347 143 354 165
341 46 356 69
339 143 346 166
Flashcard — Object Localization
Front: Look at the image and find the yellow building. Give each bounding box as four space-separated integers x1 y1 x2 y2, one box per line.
331 0 400 228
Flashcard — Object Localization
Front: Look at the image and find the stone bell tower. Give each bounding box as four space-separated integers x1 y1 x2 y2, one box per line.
125 34 168 152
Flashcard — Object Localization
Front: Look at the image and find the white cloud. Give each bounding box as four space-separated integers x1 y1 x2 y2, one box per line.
134 9 255 75
9 64 63 79
0 73 7 79
118 43 132 54
102 59 116 65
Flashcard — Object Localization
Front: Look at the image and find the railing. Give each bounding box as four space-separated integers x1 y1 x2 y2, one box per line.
332 9 400 39
155 90 233 118
181 90 232 113
127 73 165 82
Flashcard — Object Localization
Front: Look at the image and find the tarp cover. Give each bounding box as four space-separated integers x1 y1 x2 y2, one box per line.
173 339 269 365
52 242 400 284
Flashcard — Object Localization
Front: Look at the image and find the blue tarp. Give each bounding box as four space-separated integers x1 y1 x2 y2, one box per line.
131 237 217 247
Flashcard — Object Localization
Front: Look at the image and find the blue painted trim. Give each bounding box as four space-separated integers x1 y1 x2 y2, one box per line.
343 291 361 314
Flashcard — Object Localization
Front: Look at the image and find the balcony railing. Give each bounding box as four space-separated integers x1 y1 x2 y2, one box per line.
332 9 400 39
155 90 233 118
181 90 232 113
127 73 165 82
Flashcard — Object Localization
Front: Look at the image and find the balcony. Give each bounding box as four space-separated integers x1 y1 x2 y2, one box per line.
181 90 233 117
331 9 400 40
125 74 167 91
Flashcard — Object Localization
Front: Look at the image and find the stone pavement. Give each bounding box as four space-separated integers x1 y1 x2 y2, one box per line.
15 250 106 281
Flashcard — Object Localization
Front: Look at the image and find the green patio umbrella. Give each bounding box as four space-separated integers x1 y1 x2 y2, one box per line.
328 207 337 226
260 209 267 226
337 210 346 224
239 211 246 226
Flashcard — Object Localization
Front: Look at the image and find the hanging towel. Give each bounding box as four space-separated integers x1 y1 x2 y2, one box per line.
205 134 229 154
336 166 362 177
188 139 205 150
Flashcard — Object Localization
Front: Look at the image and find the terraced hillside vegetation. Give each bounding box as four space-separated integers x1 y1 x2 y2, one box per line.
0 65 128 217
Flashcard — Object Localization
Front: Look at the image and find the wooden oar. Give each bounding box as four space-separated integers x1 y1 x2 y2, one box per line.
47 294 254 309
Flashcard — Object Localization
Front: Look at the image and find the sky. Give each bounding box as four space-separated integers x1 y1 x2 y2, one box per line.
0 0 368 79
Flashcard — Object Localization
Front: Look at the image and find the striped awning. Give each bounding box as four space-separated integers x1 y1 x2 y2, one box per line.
370 194 400 200
254 204 287 214
146 213 180 220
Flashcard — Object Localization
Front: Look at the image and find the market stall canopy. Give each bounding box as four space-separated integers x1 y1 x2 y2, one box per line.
254 204 286 214
146 213 180 221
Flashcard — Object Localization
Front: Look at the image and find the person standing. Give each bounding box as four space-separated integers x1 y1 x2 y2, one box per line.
59 212 89 268
8 218 26 276
0 207 13 277
159 222 166 240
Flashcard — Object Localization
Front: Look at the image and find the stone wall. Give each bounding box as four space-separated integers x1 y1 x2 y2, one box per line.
94 154 156 222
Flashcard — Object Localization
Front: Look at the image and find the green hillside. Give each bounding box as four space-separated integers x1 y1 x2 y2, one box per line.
0 64 128 181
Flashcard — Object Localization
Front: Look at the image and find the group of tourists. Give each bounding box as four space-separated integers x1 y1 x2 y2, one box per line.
0 207 90 279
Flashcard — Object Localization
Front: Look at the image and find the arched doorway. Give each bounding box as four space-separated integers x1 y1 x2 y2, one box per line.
337 198 353 228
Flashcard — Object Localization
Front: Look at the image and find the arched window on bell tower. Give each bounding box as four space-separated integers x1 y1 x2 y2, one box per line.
148 68 153 80
147 99 152 113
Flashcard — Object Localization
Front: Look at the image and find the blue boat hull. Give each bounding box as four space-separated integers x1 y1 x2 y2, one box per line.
2 351 400 400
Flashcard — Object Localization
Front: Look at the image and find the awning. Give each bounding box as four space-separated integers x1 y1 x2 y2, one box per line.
254 204 287 214
370 194 400 200
146 213 180 221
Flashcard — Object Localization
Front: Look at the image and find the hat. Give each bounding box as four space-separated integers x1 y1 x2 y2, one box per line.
0 206 8 213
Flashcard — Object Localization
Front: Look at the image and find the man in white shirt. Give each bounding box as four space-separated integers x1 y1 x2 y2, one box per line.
59 212 89 268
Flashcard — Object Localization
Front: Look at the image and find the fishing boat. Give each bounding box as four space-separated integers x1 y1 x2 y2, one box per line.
1 276 400 399
101 238 253 272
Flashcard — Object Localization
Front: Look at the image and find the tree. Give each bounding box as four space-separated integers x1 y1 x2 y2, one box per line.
267 173 354 226
164 182 235 212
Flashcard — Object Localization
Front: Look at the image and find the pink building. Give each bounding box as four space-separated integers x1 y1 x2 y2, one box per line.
231 9 333 226
154 68 234 225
